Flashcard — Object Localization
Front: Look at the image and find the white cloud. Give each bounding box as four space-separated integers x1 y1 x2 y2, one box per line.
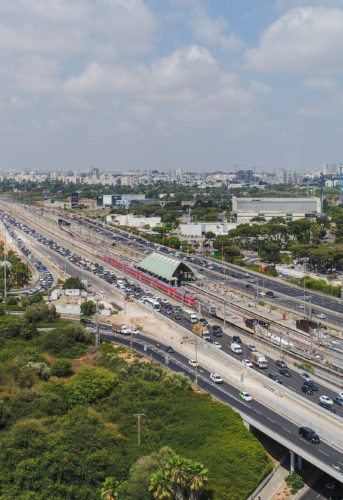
297 105 328 116
63 45 256 122
0 0 156 58
302 78 337 91
248 80 271 96
189 9 243 50
244 7 343 73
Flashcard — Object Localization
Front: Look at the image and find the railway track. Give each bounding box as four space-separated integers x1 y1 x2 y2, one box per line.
3 201 343 376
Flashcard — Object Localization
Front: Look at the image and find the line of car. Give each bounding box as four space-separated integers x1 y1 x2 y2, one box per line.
5 208 343 419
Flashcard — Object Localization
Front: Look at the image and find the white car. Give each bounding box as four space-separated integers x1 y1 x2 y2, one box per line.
239 391 252 402
99 289 105 294
161 298 169 304
242 359 253 368
188 359 198 367
130 328 139 335
210 372 223 384
212 341 222 349
316 313 326 319
319 395 333 405
300 373 312 382
338 392 343 399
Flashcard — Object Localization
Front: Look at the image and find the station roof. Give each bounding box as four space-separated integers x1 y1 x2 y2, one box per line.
137 252 203 282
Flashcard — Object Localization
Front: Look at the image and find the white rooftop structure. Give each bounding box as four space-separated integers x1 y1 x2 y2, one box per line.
232 197 321 223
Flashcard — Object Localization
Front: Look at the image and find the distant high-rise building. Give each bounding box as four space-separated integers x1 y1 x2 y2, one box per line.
236 170 254 183
322 163 338 175
90 167 100 178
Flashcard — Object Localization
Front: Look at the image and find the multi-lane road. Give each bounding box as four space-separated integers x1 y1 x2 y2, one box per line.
1 202 343 486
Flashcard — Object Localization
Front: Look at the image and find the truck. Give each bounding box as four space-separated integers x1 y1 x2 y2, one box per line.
201 329 211 341
184 308 198 324
231 342 243 354
251 351 268 368
192 323 210 341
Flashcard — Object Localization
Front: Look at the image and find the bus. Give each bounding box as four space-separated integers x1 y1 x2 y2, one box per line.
143 297 161 312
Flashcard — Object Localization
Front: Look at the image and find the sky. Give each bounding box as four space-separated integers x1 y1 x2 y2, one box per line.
1 0 343 173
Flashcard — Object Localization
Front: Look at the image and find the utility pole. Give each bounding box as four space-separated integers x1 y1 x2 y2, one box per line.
3 224 7 299
340 164 343 205
223 300 227 329
195 338 198 391
133 413 144 446
95 299 100 347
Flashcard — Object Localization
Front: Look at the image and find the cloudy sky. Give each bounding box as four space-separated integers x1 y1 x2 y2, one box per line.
1 0 343 173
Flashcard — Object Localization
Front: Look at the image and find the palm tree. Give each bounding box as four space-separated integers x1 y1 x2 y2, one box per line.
100 477 119 500
165 455 188 500
149 470 173 500
187 462 208 500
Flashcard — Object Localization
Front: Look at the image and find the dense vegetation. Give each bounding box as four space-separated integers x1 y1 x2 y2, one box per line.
0 244 31 296
0 314 272 499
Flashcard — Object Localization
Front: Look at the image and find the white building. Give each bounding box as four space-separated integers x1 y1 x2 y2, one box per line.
232 197 321 223
179 222 238 238
106 214 161 228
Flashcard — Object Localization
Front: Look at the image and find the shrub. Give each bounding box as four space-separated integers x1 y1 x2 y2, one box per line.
51 359 72 377
286 471 304 494
81 300 96 316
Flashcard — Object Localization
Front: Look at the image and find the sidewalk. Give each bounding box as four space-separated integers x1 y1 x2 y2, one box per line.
253 458 290 500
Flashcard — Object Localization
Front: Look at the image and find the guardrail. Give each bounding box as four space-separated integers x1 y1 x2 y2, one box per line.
105 329 343 485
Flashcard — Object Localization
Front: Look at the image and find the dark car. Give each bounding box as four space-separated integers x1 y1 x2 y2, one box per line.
268 373 282 384
165 346 175 353
298 426 320 444
266 291 274 297
80 318 91 324
301 384 313 395
303 380 318 391
233 335 242 343
275 360 287 368
212 324 222 331
333 397 343 406
279 367 291 377
212 325 223 337
319 402 336 413
174 313 182 320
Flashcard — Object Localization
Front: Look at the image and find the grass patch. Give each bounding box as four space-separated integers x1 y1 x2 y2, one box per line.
294 362 314 374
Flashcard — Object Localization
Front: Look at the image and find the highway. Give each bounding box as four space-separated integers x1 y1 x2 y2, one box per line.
1 205 343 410
1 203 343 485
5 211 343 420
96 326 343 483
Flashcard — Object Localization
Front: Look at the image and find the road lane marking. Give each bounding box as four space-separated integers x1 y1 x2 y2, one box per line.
319 450 329 457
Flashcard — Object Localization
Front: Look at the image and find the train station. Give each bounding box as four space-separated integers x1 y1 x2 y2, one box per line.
137 251 203 286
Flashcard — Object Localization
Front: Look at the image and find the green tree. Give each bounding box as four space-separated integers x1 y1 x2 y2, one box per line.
51 359 73 377
188 462 208 500
204 231 215 240
24 303 59 324
100 477 119 500
149 470 173 500
81 300 96 316
63 276 86 290
165 455 189 500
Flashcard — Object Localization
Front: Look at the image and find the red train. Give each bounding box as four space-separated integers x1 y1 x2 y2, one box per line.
104 255 198 307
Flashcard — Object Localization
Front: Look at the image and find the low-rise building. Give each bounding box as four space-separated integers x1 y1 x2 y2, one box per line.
106 214 161 228
231 196 321 223
179 222 238 238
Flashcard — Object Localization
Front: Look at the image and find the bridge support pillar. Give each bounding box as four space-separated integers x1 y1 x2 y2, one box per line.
290 451 295 472
297 455 302 470
243 420 250 431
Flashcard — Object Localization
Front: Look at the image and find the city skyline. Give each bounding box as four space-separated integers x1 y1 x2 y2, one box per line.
1 1 343 172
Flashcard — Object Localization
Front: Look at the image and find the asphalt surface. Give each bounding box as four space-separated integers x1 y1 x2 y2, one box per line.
97 326 343 481
2 207 343 419
1 206 342 487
